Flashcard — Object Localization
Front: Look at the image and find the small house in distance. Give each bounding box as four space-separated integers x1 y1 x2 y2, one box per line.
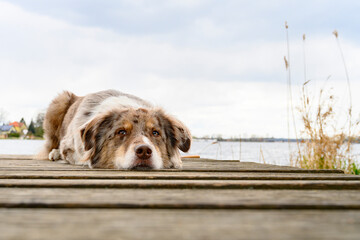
0 125 17 138
9 121 27 135
0 121 28 138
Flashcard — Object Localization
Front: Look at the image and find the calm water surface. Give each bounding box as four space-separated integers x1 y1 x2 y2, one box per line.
1 139 359 166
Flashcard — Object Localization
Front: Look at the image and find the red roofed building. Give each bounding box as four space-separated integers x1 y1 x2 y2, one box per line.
9 121 27 135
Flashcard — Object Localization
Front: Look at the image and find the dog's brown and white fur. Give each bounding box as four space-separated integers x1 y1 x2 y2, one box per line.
38 90 191 169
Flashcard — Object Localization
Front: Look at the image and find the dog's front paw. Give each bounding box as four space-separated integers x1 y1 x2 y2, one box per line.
49 149 61 161
170 152 183 169
170 157 183 169
172 161 183 169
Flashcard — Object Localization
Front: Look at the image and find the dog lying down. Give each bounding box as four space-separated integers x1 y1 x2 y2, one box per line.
38 90 192 169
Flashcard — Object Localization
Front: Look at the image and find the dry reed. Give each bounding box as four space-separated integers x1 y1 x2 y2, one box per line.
294 82 359 174
288 28 360 174
284 22 302 164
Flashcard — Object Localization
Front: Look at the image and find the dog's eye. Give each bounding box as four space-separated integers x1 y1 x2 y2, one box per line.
152 130 160 137
117 130 127 136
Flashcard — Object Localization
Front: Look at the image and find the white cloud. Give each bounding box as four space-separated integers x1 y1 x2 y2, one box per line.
0 1 359 138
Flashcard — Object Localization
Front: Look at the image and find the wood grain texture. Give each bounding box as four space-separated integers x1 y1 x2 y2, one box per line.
1 170 358 180
1 209 360 240
0 159 344 173
0 155 34 160
0 155 236 162
1 188 360 209
1 179 360 189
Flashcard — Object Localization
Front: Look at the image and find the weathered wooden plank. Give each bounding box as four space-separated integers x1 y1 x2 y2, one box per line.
1 179 359 189
1 188 360 209
0 159 344 173
0 154 34 160
1 209 360 240
0 155 239 162
1 170 358 180
0 159 288 169
0 159 87 170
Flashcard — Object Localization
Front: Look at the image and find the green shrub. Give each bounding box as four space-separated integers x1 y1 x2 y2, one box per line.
8 132 20 138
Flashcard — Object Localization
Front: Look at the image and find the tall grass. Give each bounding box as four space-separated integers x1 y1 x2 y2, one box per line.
294 81 359 174
285 24 360 174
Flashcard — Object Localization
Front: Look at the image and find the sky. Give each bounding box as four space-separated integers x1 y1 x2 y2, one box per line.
0 0 360 138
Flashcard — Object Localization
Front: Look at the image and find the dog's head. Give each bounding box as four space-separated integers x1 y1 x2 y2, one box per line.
80 108 191 169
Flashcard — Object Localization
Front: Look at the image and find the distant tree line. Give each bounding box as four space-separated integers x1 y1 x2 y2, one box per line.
27 113 45 138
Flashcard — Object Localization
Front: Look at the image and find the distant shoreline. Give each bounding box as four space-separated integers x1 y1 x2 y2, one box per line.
193 137 300 142
194 137 360 143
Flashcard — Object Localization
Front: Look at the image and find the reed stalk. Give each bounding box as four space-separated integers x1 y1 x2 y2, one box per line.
284 22 302 162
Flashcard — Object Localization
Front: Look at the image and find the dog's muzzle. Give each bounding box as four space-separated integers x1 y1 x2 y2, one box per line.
132 144 153 169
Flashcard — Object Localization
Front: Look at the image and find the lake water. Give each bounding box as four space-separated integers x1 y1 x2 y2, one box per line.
1 139 359 166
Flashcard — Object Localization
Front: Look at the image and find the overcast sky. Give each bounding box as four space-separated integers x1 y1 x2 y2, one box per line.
0 0 359 138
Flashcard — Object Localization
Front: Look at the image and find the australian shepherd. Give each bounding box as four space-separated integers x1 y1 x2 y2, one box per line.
38 90 191 169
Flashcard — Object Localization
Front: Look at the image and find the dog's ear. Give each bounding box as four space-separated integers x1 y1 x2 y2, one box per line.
80 112 116 150
173 119 192 152
157 110 192 152
80 119 96 151
79 112 116 165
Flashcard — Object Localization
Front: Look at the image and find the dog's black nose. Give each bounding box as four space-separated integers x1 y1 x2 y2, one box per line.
135 145 152 160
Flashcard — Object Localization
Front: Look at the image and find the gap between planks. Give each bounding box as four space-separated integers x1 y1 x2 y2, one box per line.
1 179 360 189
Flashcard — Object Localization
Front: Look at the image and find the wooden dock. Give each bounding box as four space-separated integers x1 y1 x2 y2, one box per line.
1 155 360 239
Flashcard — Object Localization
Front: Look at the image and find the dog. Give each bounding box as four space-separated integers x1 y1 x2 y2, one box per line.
38 90 191 169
